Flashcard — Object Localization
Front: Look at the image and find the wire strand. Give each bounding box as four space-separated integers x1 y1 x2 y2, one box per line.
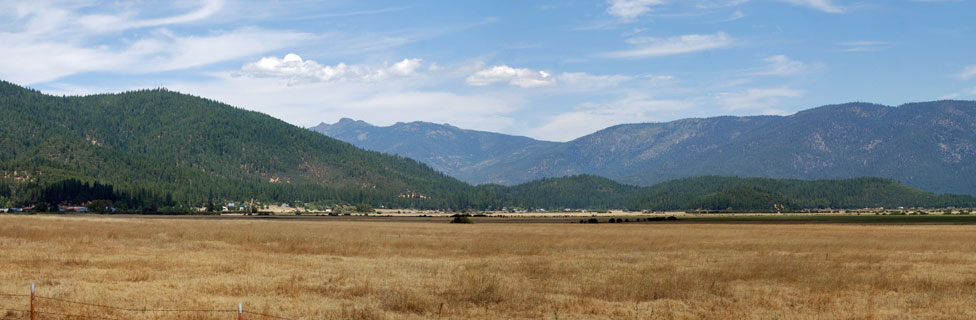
6 293 293 319
37 296 237 313
34 310 120 320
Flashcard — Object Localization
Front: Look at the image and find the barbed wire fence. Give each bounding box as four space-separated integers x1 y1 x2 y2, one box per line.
0 284 293 319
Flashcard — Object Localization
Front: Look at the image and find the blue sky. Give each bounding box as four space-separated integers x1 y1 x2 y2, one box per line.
2 0 975 141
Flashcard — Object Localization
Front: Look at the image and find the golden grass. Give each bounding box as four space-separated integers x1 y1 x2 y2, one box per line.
2 215 976 319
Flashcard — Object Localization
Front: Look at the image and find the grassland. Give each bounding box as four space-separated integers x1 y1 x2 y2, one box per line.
2 215 976 319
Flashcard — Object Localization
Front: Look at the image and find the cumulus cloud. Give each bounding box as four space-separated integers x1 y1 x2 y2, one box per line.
606 0 666 21
601 32 733 58
240 54 423 83
466 65 556 88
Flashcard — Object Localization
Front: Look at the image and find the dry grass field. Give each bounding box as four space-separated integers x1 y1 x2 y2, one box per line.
2 215 976 319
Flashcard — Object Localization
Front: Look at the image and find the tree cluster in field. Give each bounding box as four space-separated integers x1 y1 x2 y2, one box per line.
579 216 678 224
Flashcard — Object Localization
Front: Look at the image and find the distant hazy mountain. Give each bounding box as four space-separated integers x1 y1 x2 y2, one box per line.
311 119 558 183
314 101 976 195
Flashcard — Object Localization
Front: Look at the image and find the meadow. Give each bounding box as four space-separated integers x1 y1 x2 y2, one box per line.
2 215 976 319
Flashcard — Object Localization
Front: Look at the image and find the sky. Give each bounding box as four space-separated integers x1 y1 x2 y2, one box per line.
2 0 975 141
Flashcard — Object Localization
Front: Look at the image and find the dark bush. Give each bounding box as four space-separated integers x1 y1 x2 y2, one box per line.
450 216 473 224
33 202 50 213
587 218 599 224
666 216 678 221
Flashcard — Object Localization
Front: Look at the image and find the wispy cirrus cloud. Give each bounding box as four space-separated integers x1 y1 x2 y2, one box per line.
958 65 976 79
0 1 312 85
775 0 845 13
749 55 814 77
528 94 694 141
714 87 803 113
600 32 734 58
838 41 895 52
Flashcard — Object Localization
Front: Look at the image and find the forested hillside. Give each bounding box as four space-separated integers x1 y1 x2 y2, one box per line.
490 175 976 211
0 80 478 209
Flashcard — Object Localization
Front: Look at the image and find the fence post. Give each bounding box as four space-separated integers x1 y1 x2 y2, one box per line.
238 303 243 320
30 283 35 320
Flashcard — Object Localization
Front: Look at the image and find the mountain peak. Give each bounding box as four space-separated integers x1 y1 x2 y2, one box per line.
335 118 371 126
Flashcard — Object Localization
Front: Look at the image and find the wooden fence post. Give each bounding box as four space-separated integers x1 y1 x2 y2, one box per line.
30 283 35 320
238 303 243 320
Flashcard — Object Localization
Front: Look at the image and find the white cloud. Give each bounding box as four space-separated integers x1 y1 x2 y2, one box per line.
77 0 225 32
775 0 845 13
726 10 746 21
528 94 694 141
606 0 666 21
838 41 894 52
466 65 556 88
696 0 751 9
958 65 976 79
750 55 811 76
0 27 310 84
168 73 525 133
556 72 634 91
714 87 803 112
601 32 733 58
240 54 423 84
939 93 960 100
0 1 311 85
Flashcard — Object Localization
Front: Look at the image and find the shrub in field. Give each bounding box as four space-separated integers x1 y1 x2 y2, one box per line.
355 203 374 213
450 215 473 224
587 218 599 224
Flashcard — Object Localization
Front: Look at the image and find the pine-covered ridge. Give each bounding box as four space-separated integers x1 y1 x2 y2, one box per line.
0 80 477 209
1 80 973 212
486 175 976 211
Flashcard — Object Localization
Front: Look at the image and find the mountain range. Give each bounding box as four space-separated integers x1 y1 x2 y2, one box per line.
313 100 976 195
1 79 971 211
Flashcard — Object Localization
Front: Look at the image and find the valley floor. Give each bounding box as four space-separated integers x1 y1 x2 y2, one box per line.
1 215 975 319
